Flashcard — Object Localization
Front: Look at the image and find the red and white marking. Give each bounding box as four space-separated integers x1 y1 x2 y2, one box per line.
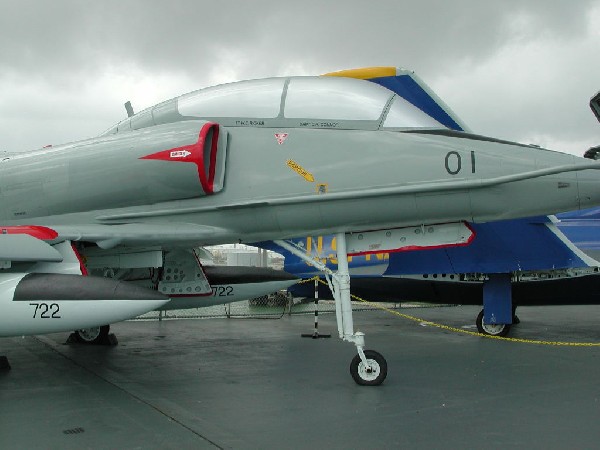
275 133 289 145
170 150 192 158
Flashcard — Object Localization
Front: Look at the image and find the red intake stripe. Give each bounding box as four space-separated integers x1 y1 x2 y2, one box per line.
139 122 220 195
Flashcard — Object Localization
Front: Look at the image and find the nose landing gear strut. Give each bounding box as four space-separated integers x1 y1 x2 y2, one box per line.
275 232 387 386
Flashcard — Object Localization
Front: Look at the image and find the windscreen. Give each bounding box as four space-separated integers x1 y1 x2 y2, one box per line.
285 77 392 121
178 78 285 118
382 95 446 129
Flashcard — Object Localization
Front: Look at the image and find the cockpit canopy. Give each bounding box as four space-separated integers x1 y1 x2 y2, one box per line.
101 75 462 136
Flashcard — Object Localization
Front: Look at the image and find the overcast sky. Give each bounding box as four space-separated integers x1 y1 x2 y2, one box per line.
0 0 598 155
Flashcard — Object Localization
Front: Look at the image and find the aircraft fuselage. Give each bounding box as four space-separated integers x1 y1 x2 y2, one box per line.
1 121 598 246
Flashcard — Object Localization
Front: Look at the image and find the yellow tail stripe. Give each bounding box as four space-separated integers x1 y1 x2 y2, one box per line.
322 67 397 79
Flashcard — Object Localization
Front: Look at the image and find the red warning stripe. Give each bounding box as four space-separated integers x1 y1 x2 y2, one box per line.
0 225 58 240
71 243 89 276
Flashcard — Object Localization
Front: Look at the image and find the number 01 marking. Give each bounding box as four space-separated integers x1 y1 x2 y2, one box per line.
445 151 476 175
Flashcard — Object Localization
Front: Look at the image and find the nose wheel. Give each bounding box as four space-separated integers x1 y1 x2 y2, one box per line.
350 349 387 386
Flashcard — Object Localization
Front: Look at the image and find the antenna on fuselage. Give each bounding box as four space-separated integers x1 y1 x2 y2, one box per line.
590 91 600 124
124 101 134 118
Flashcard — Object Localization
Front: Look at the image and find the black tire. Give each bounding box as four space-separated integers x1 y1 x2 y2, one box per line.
350 350 387 386
476 310 511 337
512 305 520 324
75 325 110 344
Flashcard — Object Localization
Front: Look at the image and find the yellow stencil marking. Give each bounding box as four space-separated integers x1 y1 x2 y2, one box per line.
286 159 315 182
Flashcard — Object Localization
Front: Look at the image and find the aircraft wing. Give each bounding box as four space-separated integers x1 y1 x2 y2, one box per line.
0 222 302 339
0 227 171 338
0 233 63 262
1 222 232 263
50 222 232 249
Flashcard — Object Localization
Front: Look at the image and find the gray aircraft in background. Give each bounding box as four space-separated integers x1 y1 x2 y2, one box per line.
2 66 600 385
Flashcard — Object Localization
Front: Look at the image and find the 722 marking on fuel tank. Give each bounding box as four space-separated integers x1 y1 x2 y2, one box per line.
29 302 61 318
212 286 234 297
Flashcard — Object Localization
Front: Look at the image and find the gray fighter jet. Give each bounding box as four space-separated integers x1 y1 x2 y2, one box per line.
2 66 600 385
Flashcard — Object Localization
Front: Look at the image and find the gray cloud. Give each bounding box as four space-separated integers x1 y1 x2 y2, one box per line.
0 0 598 153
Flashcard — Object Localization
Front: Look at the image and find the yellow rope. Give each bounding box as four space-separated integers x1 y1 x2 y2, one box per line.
296 277 600 347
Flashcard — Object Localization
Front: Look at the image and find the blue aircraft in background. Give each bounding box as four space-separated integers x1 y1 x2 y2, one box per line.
260 209 600 337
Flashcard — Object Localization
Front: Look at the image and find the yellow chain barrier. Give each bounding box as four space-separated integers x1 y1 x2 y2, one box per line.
296 277 600 347
296 276 320 285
